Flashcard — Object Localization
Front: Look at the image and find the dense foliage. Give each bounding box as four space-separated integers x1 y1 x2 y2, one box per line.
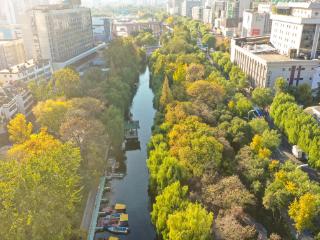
147 16 320 240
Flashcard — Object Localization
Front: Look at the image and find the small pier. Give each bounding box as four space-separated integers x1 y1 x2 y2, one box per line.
124 120 140 140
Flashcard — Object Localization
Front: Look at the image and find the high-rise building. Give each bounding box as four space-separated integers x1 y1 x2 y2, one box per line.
270 1 320 59
192 6 203 20
0 39 26 70
167 0 184 15
181 0 201 18
23 4 94 68
241 7 271 37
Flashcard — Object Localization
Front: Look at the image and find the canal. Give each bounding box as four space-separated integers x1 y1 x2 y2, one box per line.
95 67 156 240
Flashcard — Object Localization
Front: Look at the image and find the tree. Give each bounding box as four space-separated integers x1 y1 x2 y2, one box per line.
274 77 288 93
202 34 215 50
249 118 269 135
0 130 81 240
252 88 274 109
102 106 124 148
295 83 313 107
53 68 80 98
186 63 205 82
202 176 255 211
187 80 225 107
160 76 174 110
167 203 213 240
169 117 223 176
151 182 188 239
215 207 258 240
288 193 320 232
156 156 188 193
7 114 33 144
33 99 71 134
173 64 186 83
232 93 253 117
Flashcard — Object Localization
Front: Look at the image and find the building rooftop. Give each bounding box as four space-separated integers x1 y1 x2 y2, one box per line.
0 85 29 106
0 59 50 74
234 36 320 63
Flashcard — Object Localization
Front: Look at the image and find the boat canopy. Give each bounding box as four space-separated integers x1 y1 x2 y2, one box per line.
109 237 120 240
115 203 126 211
120 213 128 222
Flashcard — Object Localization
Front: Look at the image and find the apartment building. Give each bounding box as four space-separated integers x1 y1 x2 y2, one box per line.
192 6 203 20
203 7 213 25
0 39 26 70
23 4 94 69
0 59 52 85
0 86 34 134
270 1 320 59
181 0 201 18
242 9 271 37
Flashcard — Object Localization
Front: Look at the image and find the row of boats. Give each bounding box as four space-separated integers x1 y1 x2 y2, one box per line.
97 203 130 235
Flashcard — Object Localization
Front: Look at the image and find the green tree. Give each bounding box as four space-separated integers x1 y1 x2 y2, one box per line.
151 182 188 239
295 83 313 107
249 118 269 135
252 88 274 109
202 34 215 50
274 77 288 93
103 106 124 148
167 203 213 240
7 114 33 144
160 76 174 110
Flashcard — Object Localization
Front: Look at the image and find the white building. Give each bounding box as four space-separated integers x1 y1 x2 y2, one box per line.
192 6 203 20
203 7 213 25
0 59 52 85
270 1 320 59
231 36 320 89
242 9 271 37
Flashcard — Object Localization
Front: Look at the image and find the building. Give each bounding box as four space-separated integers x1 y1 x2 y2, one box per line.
167 0 184 15
241 9 271 37
203 7 213 25
92 17 112 43
192 6 203 20
230 36 320 89
112 20 161 37
0 59 53 85
181 0 201 18
211 0 251 37
304 105 320 123
0 86 34 133
270 2 320 59
24 4 95 70
0 39 26 70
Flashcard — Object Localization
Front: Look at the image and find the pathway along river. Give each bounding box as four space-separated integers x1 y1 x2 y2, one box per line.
95 67 157 240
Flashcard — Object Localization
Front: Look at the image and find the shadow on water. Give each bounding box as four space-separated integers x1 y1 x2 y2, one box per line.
95 67 157 240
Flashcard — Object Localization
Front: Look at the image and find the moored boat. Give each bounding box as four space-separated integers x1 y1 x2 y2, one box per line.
105 226 130 234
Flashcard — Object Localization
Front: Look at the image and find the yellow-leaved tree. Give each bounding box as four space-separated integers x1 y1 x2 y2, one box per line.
7 113 33 144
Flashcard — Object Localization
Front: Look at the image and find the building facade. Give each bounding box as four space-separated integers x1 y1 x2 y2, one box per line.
270 2 320 59
0 59 52 85
203 7 213 25
0 39 26 70
27 4 94 64
92 17 112 43
192 6 203 20
242 9 271 37
112 20 161 38
181 0 201 18
231 37 320 89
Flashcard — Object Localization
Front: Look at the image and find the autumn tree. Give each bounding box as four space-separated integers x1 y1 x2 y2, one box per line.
0 130 81 240
186 63 205 82
288 193 320 232
53 68 80 98
202 176 255 211
7 113 33 144
33 98 71 134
